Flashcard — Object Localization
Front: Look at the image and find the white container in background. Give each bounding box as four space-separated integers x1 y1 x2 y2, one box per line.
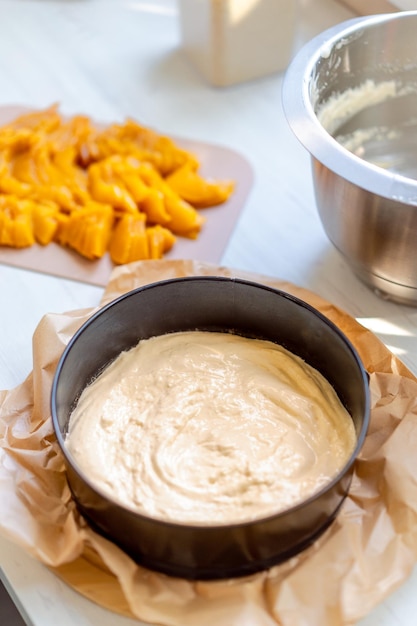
178 0 297 87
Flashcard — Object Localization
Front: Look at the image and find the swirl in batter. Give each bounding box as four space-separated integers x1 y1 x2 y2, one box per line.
65 331 356 523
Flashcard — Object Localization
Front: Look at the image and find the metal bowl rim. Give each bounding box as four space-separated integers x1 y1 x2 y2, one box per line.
282 10 417 205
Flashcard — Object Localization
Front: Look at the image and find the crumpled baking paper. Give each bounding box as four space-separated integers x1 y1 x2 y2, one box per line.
1 259 417 626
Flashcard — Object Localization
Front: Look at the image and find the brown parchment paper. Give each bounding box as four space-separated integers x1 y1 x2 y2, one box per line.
2 259 417 626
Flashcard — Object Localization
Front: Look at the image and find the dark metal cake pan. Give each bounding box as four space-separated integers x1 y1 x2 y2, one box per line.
51 276 370 580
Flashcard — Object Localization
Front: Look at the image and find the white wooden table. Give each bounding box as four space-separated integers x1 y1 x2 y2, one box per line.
1 1 417 624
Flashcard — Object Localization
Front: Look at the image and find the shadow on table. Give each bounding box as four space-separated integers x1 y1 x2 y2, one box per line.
0 579 26 626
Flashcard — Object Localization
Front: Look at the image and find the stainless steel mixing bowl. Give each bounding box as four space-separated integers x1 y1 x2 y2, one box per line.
283 11 417 305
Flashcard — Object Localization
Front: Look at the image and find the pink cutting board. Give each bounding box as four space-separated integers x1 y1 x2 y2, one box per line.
0 105 254 287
